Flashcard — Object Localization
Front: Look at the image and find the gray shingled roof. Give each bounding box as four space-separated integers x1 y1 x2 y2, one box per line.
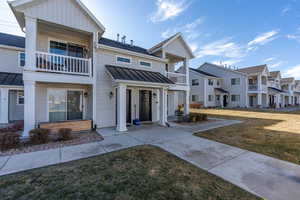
99 37 156 56
269 71 280 78
106 65 174 84
190 68 219 78
0 72 23 86
0 32 25 49
237 64 267 74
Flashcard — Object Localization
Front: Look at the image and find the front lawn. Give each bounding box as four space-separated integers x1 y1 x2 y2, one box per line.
0 145 260 200
194 108 300 164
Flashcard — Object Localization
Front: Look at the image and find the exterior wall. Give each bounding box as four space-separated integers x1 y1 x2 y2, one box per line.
164 38 190 58
35 83 92 123
93 48 166 128
9 90 24 121
0 47 23 73
20 0 100 33
189 71 205 104
199 63 248 107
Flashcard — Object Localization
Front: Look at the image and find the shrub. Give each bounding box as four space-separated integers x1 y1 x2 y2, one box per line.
29 128 50 145
58 128 72 141
201 114 208 121
0 132 20 151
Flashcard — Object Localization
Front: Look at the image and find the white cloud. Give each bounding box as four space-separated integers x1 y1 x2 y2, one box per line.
196 38 245 59
281 5 291 16
287 34 300 43
269 61 283 69
248 30 279 46
283 65 300 79
188 42 198 52
264 57 275 62
150 0 190 23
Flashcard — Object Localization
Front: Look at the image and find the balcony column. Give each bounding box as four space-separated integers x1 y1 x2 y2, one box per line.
257 75 262 91
184 90 190 115
0 88 9 124
184 59 189 85
25 16 37 71
203 79 208 107
23 80 36 137
159 88 167 126
116 84 127 132
220 94 224 108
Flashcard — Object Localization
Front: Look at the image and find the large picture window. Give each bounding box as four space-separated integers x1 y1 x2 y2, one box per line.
49 41 87 58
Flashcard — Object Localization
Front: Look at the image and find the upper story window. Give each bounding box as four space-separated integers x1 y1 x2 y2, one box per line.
192 79 199 86
116 56 131 64
208 79 214 86
17 91 24 105
19 52 25 67
139 60 152 67
231 78 240 86
49 41 87 58
217 80 220 86
192 95 198 102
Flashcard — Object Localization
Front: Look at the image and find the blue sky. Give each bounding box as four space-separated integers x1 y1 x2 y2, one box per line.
1 0 300 78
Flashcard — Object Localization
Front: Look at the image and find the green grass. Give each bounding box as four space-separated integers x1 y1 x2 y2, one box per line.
193 108 300 164
0 145 260 200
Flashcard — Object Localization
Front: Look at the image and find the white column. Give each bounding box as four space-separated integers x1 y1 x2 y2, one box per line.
220 94 224 108
184 59 189 85
25 16 37 71
276 94 280 108
266 94 269 107
116 84 127 132
203 79 208 107
184 90 190 114
159 88 167 126
23 80 36 137
245 77 249 108
257 75 262 91
0 88 9 124
92 32 97 128
257 93 262 106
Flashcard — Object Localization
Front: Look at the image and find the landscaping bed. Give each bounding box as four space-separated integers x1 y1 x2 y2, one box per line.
0 145 261 200
193 108 300 165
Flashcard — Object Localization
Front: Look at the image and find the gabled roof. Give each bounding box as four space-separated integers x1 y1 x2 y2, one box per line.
0 72 23 86
269 71 280 78
106 65 174 85
149 32 195 58
190 68 219 78
0 32 25 49
237 64 267 74
281 77 295 84
8 0 105 32
99 37 154 57
199 62 247 76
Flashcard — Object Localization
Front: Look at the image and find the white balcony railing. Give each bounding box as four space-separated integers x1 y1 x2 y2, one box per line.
166 72 187 85
248 84 258 90
35 51 92 76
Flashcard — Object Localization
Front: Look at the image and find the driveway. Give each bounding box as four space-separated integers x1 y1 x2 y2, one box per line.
1 119 300 200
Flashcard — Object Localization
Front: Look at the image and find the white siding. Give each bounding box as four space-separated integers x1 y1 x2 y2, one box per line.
21 0 100 33
9 90 24 121
0 48 23 73
164 38 190 59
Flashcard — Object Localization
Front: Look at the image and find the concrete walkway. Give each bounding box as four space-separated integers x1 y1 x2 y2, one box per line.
1 119 300 200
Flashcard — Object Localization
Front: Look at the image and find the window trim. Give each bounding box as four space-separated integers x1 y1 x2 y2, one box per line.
18 51 25 68
17 91 24 105
231 94 240 102
192 95 198 102
208 79 214 86
139 60 152 68
208 95 214 102
192 79 199 86
47 38 88 58
231 78 240 86
116 55 132 64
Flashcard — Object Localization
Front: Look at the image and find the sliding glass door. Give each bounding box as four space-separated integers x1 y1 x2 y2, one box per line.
48 89 83 122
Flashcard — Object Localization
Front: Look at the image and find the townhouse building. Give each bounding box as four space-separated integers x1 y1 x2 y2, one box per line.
0 0 194 136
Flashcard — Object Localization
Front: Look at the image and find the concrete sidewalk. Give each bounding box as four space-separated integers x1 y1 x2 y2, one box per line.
1 118 300 200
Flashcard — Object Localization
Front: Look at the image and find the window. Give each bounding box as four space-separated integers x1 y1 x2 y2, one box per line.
139 60 151 67
192 79 199 86
208 95 214 102
208 79 214 86
216 95 220 101
231 78 240 85
231 95 240 102
19 52 25 67
116 56 131 64
49 41 87 58
217 80 220 86
192 95 198 102
17 91 24 105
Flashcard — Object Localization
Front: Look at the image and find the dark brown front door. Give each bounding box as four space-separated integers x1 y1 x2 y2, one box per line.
126 89 132 123
139 90 152 121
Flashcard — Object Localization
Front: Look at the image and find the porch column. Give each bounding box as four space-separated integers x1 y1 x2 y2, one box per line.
220 94 224 108
116 84 127 132
203 79 208 107
266 94 269 107
25 16 37 71
184 90 190 115
23 80 36 137
159 88 167 126
257 75 262 91
257 93 262 107
276 94 280 108
184 59 189 85
0 88 9 124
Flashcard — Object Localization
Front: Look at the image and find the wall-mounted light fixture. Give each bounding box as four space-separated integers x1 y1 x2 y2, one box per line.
84 92 88 98
109 91 114 99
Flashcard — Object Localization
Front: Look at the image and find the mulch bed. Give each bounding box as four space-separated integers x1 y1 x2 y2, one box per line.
0 131 103 156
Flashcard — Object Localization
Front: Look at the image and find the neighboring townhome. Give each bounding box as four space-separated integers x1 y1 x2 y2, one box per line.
281 77 296 106
1 0 194 137
294 80 300 105
267 71 286 108
190 62 248 108
237 65 270 108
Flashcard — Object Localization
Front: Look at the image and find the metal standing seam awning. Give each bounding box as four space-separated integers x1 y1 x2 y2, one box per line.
268 87 286 94
0 72 23 86
214 88 229 94
105 65 175 86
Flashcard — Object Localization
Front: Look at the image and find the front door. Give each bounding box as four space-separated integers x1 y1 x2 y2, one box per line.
223 95 228 107
126 89 131 123
139 90 152 121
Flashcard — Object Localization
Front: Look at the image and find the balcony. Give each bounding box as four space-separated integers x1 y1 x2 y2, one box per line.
249 84 258 91
35 51 92 76
166 72 187 85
